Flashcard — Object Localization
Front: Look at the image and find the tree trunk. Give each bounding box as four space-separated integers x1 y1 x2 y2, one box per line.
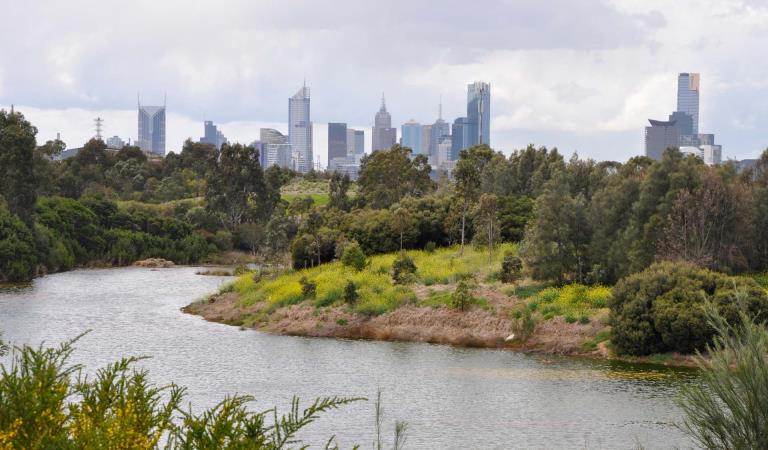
460 200 468 256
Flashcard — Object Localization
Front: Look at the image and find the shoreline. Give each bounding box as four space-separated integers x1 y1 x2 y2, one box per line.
182 291 699 369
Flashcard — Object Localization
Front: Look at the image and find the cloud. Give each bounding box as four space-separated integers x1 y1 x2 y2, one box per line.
1 0 767 161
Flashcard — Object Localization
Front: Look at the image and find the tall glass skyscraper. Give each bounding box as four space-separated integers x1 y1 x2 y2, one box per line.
328 123 347 161
137 99 166 156
289 83 313 173
677 73 700 135
467 81 490 147
451 117 470 160
400 120 422 154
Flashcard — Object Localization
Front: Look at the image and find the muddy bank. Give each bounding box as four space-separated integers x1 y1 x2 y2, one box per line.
183 288 698 368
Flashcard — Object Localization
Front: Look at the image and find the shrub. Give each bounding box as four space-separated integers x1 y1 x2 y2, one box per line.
0 208 37 282
343 280 359 305
565 314 577 324
610 261 768 355
300 276 317 300
500 251 522 284
451 280 474 311
391 252 417 285
511 307 536 340
424 241 436 253
341 242 367 271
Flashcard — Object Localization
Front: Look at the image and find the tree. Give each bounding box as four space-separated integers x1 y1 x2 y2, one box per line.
328 172 351 211
205 143 268 231
0 207 37 282
0 109 38 226
357 145 433 209
473 193 499 262
451 279 474 311
391 206 410 251
500 251 523 284
391 252 417 285
236 221 263 256
341 242 367 271
343 280 359 305
454 145 494 255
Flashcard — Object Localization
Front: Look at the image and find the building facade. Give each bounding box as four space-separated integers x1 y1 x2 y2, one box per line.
289 84 313 173
400 120 422 154
429 118 450 158
260 128 292 169
644 119 680 160
137 102 166 156
451 117 470 160
346 128 364 156
199 121 227 149
328 123 347 161
372 95 396 152
106 136 125 149
467 81 490 147
677 73 700 135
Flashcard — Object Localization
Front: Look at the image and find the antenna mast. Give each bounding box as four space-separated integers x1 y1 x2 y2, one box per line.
94 117 104 140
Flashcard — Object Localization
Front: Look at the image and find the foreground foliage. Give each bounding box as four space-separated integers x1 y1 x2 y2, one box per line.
610 261 768 355
678 298 768 449
0 337 361 449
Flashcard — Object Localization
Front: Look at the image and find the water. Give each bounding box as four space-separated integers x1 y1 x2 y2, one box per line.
0 267 697 449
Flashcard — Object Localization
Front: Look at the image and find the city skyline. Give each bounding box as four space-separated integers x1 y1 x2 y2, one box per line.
4 1 768 164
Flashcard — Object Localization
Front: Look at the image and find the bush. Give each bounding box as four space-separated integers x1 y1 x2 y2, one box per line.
341 242 367 271
343 280 359 305
500 251 522 284
451 280 474 311
299 276 317 300
212 230 233 251
610 261 768 355
0 208 37 282
511 307 537 340
391 252 417 285
424 241 436 253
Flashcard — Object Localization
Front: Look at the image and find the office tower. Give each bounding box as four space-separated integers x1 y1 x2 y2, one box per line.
644 119 680 160
401 120 422 154
260 128 292 169
420 124 432 158
137 98 166 156
354 129 364 154
289 83 313 173
467 81 490 147
328 123 347 161
346 129 356 156
677 73 700 135
105 136 125 149
701 145 722 166
199 121 227 149
372 95 396 151
451 117 470 160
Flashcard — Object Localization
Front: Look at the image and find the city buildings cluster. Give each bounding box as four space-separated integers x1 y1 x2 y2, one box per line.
644 73 722 165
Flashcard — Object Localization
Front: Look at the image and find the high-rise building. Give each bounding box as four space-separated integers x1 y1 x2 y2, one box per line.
644 119 680 160
106 136 125 150
451 117 471 160
354 129 364 155
467 81 490 147
328 123 347 161
199 121 227 149
701 145 722 166
289 83 313 173
677 73 700 135
420 124 432 158
260 128 292 169
137 99 166 156
372 95 396 152
401 120 422 154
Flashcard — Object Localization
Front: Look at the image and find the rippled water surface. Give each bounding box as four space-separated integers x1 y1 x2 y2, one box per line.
0 267 697 449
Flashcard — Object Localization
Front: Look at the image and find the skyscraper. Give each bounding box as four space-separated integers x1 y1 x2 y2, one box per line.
260 128 292 169
400 120 422 154
420 124 432 158
677 73 700 135
199 121 227 149
346 128 365 156
328 123 347 161
429 102 450 158
451 117 470 160
137 98 166 156
289 83 313 173
644 119 680 160
467 81 490 147
372 95 396 152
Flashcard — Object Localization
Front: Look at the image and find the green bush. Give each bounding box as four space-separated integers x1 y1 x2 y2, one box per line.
451 280 474 311
343 280 359 305
511 307 537 340
300 276 317 300
610 261 768 355
391 252 417 285
500 251 522 284
424 241 436 253
341 242 367 271
0 208 37 282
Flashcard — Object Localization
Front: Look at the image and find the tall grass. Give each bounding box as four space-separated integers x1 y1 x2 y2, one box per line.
518 283 611 321
234 244 515 316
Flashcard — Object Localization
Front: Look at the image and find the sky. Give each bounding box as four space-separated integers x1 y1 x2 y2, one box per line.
1 0 767 167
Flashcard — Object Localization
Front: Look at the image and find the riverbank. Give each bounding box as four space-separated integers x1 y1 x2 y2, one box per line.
182 245 699 367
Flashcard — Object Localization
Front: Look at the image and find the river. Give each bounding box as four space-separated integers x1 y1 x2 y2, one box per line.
0 267 697 449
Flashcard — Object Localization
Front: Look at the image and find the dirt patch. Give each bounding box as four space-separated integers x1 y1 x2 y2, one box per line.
133 258 175 268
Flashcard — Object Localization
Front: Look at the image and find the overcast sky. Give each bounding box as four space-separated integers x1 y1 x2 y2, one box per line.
1 0 767 166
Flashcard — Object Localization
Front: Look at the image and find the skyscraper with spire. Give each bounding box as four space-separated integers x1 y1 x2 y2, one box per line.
467 81 490 147
372 94 396 152
289 82 313 173
429 98 450 158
